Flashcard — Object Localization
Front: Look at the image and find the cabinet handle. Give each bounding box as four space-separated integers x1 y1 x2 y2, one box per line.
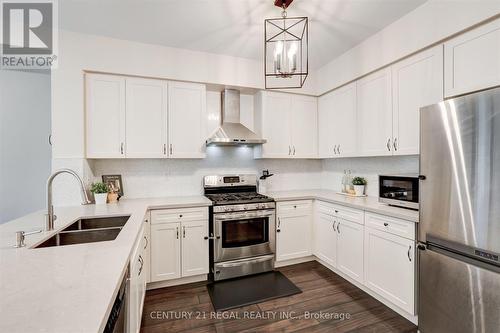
138 255 144 276
386 138 391 152
337 221 341 234
163 144 167 155
383 222 389 227
293 146 296 155
183 226 186 238
170 144 173 155
337 145 341 154
176 227 179 239
278 217 281 228
143 236 148 250
393 138 398 151
120 142 124 155
332 220 336 231
408 245 412 262
288 146 291 155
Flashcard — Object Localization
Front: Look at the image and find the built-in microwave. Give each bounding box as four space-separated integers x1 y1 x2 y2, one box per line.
379 175 419 210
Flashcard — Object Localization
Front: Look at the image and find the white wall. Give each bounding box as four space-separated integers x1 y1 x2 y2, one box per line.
52 30 317 159
321 156 419 197
0 70 51 223
316 0 500 95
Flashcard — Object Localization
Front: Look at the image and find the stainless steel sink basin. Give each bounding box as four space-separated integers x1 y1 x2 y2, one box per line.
62 216 130 231
34 215 130 248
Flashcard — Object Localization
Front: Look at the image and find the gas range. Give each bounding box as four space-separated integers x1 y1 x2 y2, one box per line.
203 174 276 281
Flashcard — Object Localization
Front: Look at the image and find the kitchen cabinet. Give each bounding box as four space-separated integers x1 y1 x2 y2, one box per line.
168 81 206 158
125 78 167 158
255 91 317 158
128 226 147 333
150 207 209 282
150 222 181 282
143 214 151 283
318 82 357 158
444 18 500 97
85 74 126 158
85 74 206 159
181 220 209 277
392 45 443 155
313 210 337 267
356 68 393 157
336 218 364 284
276 200 312 261
364 226 415 314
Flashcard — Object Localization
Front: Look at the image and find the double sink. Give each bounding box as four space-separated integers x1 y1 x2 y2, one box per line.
35 216 130 248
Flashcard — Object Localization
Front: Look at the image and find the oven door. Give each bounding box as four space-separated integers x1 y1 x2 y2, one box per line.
214 209 275 262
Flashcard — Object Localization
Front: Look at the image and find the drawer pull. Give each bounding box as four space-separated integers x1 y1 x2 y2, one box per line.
383 222 389 227
179 214 183 218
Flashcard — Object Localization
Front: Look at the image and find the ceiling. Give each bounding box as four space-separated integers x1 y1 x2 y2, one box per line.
59 0 427 69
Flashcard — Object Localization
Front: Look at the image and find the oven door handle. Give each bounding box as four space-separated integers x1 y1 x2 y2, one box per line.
218 255 275 268
214 210 275 221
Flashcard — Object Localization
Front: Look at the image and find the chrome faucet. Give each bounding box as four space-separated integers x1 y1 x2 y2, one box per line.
46 169 91 231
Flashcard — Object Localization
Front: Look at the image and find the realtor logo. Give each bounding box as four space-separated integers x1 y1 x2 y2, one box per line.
1 0 58 68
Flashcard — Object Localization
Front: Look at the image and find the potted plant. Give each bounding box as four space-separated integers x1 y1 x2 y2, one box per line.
352 177 367 196
90 182 109 204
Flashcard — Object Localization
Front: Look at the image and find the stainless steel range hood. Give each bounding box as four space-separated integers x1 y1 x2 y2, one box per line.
206 89 266 146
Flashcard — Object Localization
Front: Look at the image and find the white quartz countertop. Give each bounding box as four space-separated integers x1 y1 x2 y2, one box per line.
267 189 419 223
0 195 211 333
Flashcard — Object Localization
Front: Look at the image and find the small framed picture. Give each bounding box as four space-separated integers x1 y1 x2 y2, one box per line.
102 175 124 197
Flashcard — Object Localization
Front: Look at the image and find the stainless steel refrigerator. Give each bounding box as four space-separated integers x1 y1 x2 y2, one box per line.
419 87 500 333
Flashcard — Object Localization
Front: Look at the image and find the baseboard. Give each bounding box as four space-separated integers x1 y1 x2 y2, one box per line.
275 256 315 268
314 256 418 325
146 274 207 290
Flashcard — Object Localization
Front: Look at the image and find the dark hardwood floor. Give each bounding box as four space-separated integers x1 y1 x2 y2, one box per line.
140 261 417 333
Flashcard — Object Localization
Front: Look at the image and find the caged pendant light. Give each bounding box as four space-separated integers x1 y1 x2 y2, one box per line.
264 0 308 89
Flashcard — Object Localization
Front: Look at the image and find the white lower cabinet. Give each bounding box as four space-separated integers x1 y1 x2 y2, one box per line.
276 201 312 261
150 207 209 283
364 226 415 314
128 225 148 333
336 218 364 284
313 211 337 267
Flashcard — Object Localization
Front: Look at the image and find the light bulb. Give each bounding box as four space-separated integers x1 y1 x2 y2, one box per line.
274 40 284 74
287 42 297 73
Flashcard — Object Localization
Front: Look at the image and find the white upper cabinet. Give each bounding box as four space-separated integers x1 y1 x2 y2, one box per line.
255 91 317 158
85 74 126 158
255 91 292 158
392 45 443 155
168 81 206 158
444 18 500 97
318 82 357 158
356 68 393 157
125 78 167 158
290 95 318 158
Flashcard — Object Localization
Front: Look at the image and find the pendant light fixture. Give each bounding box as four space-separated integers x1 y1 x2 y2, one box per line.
264 0 308 89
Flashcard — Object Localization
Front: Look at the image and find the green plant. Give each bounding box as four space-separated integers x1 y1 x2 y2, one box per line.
90 182 109 194
352 177 367 186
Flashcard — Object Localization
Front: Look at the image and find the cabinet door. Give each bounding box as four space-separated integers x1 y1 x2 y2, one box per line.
85 74 125 158
128 228 143 333
181 220 209 277
333 83 357 157
290 95 317 158
143 215 151 283
318 92 336 158
168 81 206 158
392 46 443 155
313 211 337 267
125 78 167 158
364 226 415 314
336 218 364 284
444 18 500 97
259 92 292 158
356 68 393 156
276 207 312 261
151 223 181 282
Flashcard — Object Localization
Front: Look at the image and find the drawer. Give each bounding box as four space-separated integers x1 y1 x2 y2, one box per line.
365 212 415 240
277 200 312 216
317 201 364 225
151 207 208 224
